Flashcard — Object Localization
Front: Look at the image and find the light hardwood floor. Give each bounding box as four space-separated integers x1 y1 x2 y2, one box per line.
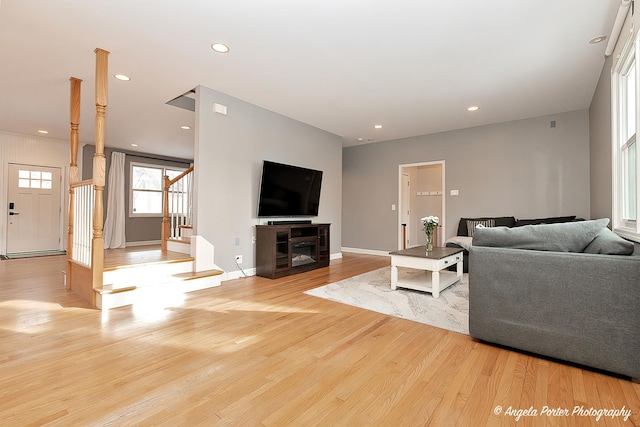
0 253 638 426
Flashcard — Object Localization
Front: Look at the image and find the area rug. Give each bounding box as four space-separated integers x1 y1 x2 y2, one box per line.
304 267 469 335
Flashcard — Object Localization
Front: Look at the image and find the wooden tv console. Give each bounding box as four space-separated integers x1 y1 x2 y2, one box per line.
255 223 330 279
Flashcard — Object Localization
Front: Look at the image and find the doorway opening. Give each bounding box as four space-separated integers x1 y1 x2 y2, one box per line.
398 161 445 250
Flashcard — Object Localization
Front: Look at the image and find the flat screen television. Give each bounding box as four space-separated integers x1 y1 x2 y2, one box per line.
257 161 323 217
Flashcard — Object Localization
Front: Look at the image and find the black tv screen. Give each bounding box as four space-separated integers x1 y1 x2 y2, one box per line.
257 161 323 217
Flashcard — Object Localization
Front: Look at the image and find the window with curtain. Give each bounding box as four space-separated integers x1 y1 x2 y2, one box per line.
129 162 185 217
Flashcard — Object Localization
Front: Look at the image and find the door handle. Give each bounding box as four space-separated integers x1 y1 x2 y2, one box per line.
9 212 19 216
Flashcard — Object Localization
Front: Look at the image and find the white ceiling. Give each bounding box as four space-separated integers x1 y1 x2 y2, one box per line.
0 1 621 160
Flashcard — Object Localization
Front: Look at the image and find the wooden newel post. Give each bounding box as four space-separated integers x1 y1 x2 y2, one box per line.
162 175 170 251
67 77 82 290
92 48 109 298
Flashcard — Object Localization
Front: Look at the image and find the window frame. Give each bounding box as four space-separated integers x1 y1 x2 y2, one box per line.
612 26 640 243
129 161 186 218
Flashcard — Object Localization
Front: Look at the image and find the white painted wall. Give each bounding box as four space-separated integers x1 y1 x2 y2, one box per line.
0 131 70 255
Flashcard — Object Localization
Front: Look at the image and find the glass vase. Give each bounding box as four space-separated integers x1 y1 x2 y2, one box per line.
426 233 433 251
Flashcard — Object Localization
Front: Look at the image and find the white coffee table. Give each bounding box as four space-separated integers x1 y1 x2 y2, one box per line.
389 246 463 298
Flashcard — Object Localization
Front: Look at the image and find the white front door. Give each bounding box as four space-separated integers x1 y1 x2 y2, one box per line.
7 164 62 254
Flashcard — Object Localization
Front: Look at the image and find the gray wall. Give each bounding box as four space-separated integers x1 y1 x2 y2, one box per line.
343 110 591 252
194 86 343 272
589 55 613 223
82 145 192 243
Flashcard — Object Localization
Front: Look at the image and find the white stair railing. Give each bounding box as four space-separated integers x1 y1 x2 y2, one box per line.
71 180 95 267
162 166 193 250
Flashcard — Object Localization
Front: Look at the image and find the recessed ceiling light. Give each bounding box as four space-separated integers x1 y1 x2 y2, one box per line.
374 124 383 129
589 35 607 44
131 143 138 147
211 43 230 53
357 137 364 142
114 74 131 81
467 106 480 112
37 130 48 134
180 125 191 130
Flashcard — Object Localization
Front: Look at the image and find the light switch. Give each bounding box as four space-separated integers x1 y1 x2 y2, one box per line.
450 189 459 196
391 204 396 211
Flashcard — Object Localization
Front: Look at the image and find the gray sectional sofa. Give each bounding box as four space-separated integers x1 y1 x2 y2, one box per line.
469 219 640 380
446 215 581 273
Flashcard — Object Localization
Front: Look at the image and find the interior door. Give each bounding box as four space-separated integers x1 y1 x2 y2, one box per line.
7 164 62 254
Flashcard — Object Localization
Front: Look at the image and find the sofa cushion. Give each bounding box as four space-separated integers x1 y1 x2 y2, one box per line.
514 215 576 227
445 235 474 251
472 218 609 253
466 219 495 237
583 228 635 255
457 216 516 236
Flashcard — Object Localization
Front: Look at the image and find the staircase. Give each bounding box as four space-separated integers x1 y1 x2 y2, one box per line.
95 162 223 310
162 166 193 253
64 49 224 311
166 225 193 255
95 247 223 310
94 165 224 310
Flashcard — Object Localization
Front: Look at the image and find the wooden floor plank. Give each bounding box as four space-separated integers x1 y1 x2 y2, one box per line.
102 245 191 269
0 252 638 425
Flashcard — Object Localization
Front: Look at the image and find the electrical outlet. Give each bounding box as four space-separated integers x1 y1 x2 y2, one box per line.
235 255 243 264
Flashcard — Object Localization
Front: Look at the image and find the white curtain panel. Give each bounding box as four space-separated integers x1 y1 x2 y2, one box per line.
103 151 127 249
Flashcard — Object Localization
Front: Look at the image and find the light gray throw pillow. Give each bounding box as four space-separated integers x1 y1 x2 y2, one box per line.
472 218 609 253
582 227 635 255
466 219 495 237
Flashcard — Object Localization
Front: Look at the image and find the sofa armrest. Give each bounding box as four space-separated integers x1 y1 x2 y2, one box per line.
469 246 640 378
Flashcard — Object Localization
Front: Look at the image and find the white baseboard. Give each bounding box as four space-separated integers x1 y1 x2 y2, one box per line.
224 267 257 282
341 247 391 257
330 252 343 260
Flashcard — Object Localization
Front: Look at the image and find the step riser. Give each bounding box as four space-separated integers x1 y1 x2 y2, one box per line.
103 260 193 289
96 275 222 310
167 240 191 254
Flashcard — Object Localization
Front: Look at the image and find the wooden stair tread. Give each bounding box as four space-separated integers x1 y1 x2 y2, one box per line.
103 256 194 272
97 269 222 295
172 269 224 281
97 285 137 295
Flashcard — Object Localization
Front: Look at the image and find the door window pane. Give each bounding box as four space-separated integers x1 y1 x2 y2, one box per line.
17 169 54 190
